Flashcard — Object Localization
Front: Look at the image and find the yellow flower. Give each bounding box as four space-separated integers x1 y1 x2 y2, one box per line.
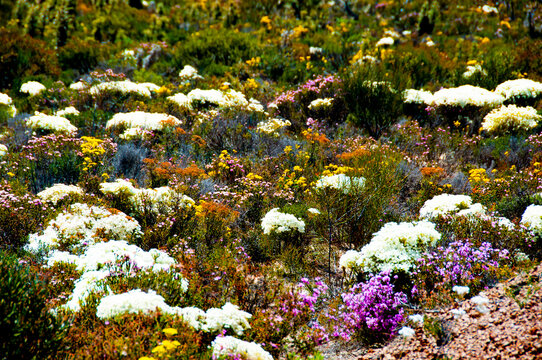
139 357 157 360
162 328 178 336
284 146 292 154
151 345 167 354
161 340 179 351
500 20 511 29
293 166 303 172
7 172 15 177
246 78 259 89
101 173 110 179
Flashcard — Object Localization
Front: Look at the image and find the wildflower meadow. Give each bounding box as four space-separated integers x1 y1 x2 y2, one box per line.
1 0 542 359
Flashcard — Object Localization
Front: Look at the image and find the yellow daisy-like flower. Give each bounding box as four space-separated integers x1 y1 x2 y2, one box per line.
162 328 178 336
151 345 167 354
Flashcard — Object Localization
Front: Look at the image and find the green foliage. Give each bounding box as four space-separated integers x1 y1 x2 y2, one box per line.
0 252 65 359
0 28 60 90
342 63 409 138
173 28 257 76
0 184 50 249
58 38 105 74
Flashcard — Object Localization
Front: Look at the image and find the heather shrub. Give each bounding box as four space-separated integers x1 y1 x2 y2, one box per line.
0 252 65 359
325 272 407 342
0 185 49 249
270 74 345 133
412 240 512 306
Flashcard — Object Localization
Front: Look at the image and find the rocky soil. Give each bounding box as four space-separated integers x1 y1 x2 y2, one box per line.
323 263 542 360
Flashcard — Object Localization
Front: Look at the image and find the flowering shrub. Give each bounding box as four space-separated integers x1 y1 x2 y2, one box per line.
313 173 365 194
494 79 542 103
26 112 77 135
0 184 49 249
211 336 273 360
339 221 441 274
20 81 47 96
412 240 510 305
37 183 84 205
0 253 65 359
327 272 407 342
481 105 541 135
261 208 305 235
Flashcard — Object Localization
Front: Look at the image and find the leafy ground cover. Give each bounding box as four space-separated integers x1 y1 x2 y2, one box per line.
1 0 542 359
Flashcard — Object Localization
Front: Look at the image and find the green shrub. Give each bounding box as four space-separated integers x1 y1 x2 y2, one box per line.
342 63 408 138
0 185 50 250
0 252 65 359
173 28 257 76
58 38 105 73
0 28 60 90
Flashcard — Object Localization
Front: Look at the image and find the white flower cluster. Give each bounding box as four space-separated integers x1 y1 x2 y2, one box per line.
308 97 333 110
430 85 504 108
481 104 541 134
0 92 12 105
314 173 366 194
376 36 394 47
521 204 542 234
256 118 291 135
95 289 252 335
419 194 474 219
26 203 142 253
37 183 84 205
96 289 171 319
482 5 498 14
173 303 252 335
398 326 415 338
26 112 78 134
181 88 266 114
60 269 111 312
100 179 195 214
20 81 46 96
339 221 441 274
403 89 434 104
471 294 490 314
179 65 203 80
211 336 273 360
0 144 7 157
187 88 225 106
90 80 152 98
139 82 161 93
462 64 487 79
0 92 17 118
261 208 305 235
47 239 176 272
452 285 470 296
106 111 182 139
309 46 323 54
494 79 542 101
167 93 193 110
56 106 80 117
69 81 88 90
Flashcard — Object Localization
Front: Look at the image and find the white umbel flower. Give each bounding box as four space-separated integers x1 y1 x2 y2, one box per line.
26 112 77 134
211 336 273 360
481 104 541 134
20 81 46 96
261 208 305 235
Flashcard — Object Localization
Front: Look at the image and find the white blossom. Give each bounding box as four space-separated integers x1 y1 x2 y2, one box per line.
261 208 305 235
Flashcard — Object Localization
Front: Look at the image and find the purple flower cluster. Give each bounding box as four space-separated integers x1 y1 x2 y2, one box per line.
271 75 340 106
329 272 407 341
413 240 509 291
